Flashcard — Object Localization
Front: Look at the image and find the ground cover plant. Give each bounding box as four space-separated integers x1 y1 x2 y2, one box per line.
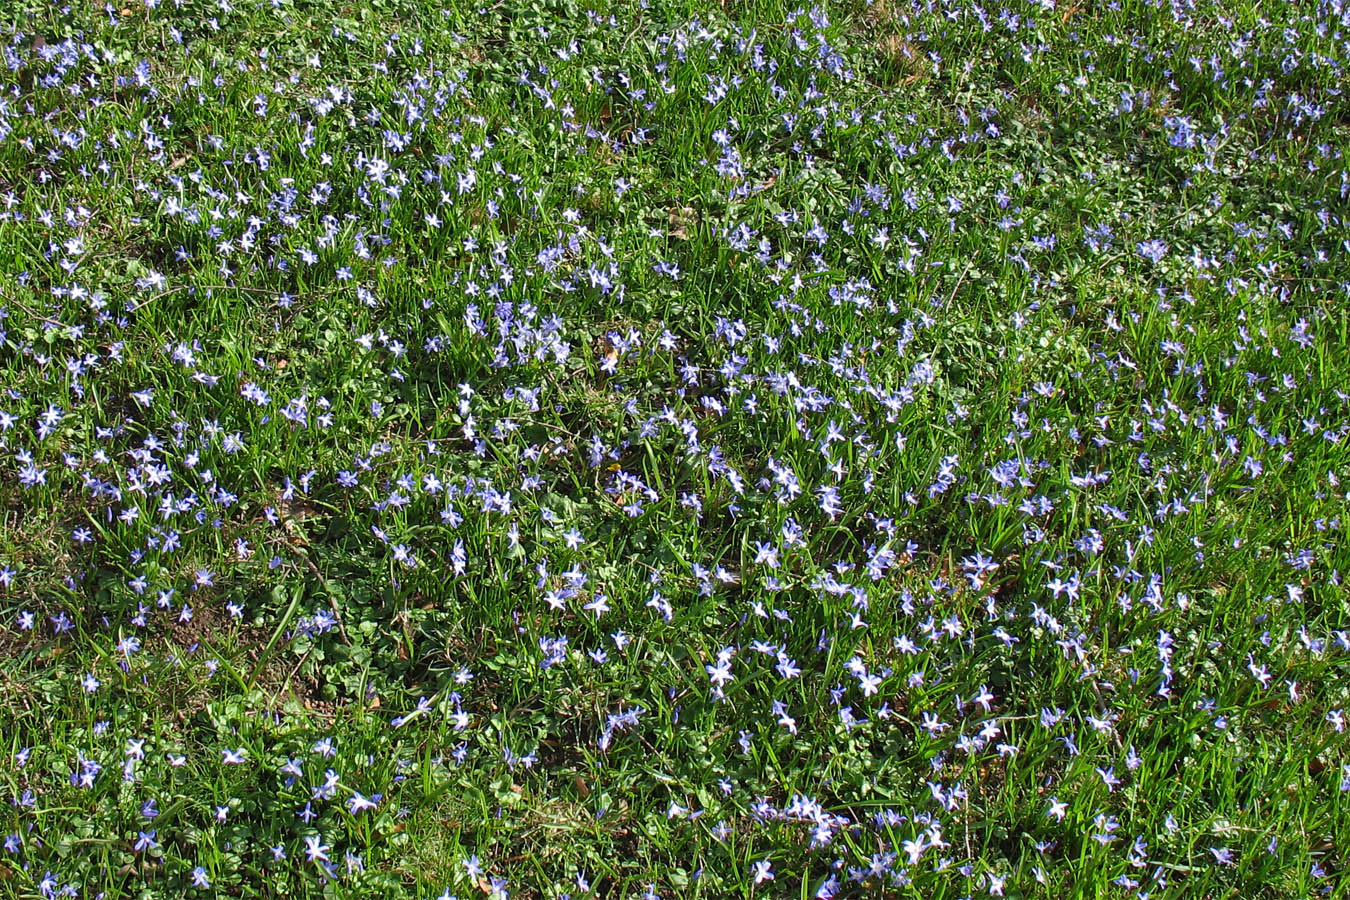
0 0 1348 896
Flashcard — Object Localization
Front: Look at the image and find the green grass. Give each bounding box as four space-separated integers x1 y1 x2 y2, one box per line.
0 0 1347 896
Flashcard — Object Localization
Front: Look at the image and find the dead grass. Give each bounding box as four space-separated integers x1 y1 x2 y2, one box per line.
852 0 930 87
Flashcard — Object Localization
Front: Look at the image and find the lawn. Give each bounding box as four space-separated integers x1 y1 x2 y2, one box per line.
0 0 1347 896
